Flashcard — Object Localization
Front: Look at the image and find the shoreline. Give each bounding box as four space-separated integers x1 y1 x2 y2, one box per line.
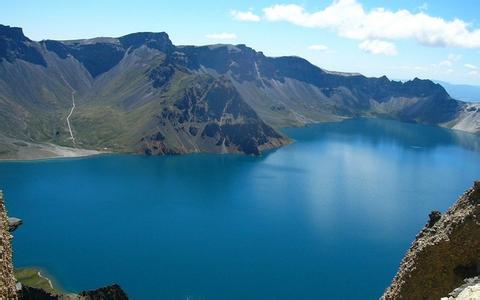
0 136 109 162
14 266 64 295
0 149 109 163
1 117 479 162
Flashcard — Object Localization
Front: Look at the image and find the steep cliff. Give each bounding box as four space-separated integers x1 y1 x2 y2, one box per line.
0 190 17 299
383 181 480 299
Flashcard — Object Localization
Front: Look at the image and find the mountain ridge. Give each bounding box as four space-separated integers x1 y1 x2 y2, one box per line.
0 24 479 158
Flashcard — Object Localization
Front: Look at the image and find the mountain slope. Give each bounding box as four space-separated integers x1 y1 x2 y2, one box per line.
0 24 479 158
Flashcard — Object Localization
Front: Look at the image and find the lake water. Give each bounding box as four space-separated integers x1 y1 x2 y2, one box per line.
2 118 480 299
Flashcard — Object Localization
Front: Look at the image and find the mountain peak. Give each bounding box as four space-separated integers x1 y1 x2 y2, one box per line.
0 25 28 42
0 24 45 66
119 31 173 53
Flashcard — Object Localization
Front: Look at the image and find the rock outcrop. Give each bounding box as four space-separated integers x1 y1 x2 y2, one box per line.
442 277 480 299
383 181 480 299
17 285 57 300
8 218 22 232
78 284 128 300
18 284 128 300
0 190 17 299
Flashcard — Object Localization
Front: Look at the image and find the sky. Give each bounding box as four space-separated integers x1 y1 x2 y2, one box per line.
2 0 480 85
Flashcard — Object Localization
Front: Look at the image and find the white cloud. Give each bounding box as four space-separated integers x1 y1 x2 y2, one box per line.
438 53 462 67
465 64 480 76
231 10 261 22
439 60 452 67
448 54 462 62
263 0 480 49
465 64 478 70
358 40 397 56
308 44 329 51
205 32 238 40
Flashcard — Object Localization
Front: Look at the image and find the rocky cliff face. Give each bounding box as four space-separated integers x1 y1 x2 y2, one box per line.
383 181 480 299
0 191 17 299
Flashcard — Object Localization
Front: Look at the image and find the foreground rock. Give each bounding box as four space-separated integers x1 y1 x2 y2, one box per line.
7 217 22 232
442 277 480 299
382 181 480 299
0 191 17 298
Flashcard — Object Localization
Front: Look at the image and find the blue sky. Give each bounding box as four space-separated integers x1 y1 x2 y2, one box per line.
2 0 480 85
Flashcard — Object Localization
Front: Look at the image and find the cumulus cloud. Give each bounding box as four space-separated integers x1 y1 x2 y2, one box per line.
262 0 480 49
205 32 237 40
231 10 261 22
358 40 397 56
308 44 329 51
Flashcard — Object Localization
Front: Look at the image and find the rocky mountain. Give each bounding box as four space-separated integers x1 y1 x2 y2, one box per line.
0 24 479 158
383 181 480 300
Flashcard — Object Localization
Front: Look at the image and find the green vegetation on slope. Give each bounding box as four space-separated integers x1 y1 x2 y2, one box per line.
15 267 62 295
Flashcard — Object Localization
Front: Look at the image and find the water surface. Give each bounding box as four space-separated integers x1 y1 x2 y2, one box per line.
2 119 480 299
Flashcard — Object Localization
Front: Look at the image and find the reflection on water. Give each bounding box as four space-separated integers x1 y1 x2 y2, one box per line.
284 118 480 153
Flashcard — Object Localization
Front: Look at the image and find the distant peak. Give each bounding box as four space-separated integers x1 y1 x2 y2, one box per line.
119 31 173 53
120 31 170 40
0 24 28 42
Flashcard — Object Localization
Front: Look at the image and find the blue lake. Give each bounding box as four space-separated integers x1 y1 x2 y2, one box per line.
2 118 480 299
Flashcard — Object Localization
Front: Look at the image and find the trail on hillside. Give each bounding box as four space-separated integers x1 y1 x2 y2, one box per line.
60 75 77 147
66 91 76 146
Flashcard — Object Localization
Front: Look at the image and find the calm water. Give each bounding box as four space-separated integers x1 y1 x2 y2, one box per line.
2 119 480 299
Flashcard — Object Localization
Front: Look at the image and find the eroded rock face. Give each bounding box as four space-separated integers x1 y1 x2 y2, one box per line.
140 76 287 156
382 181 480 300
0 191 17 299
